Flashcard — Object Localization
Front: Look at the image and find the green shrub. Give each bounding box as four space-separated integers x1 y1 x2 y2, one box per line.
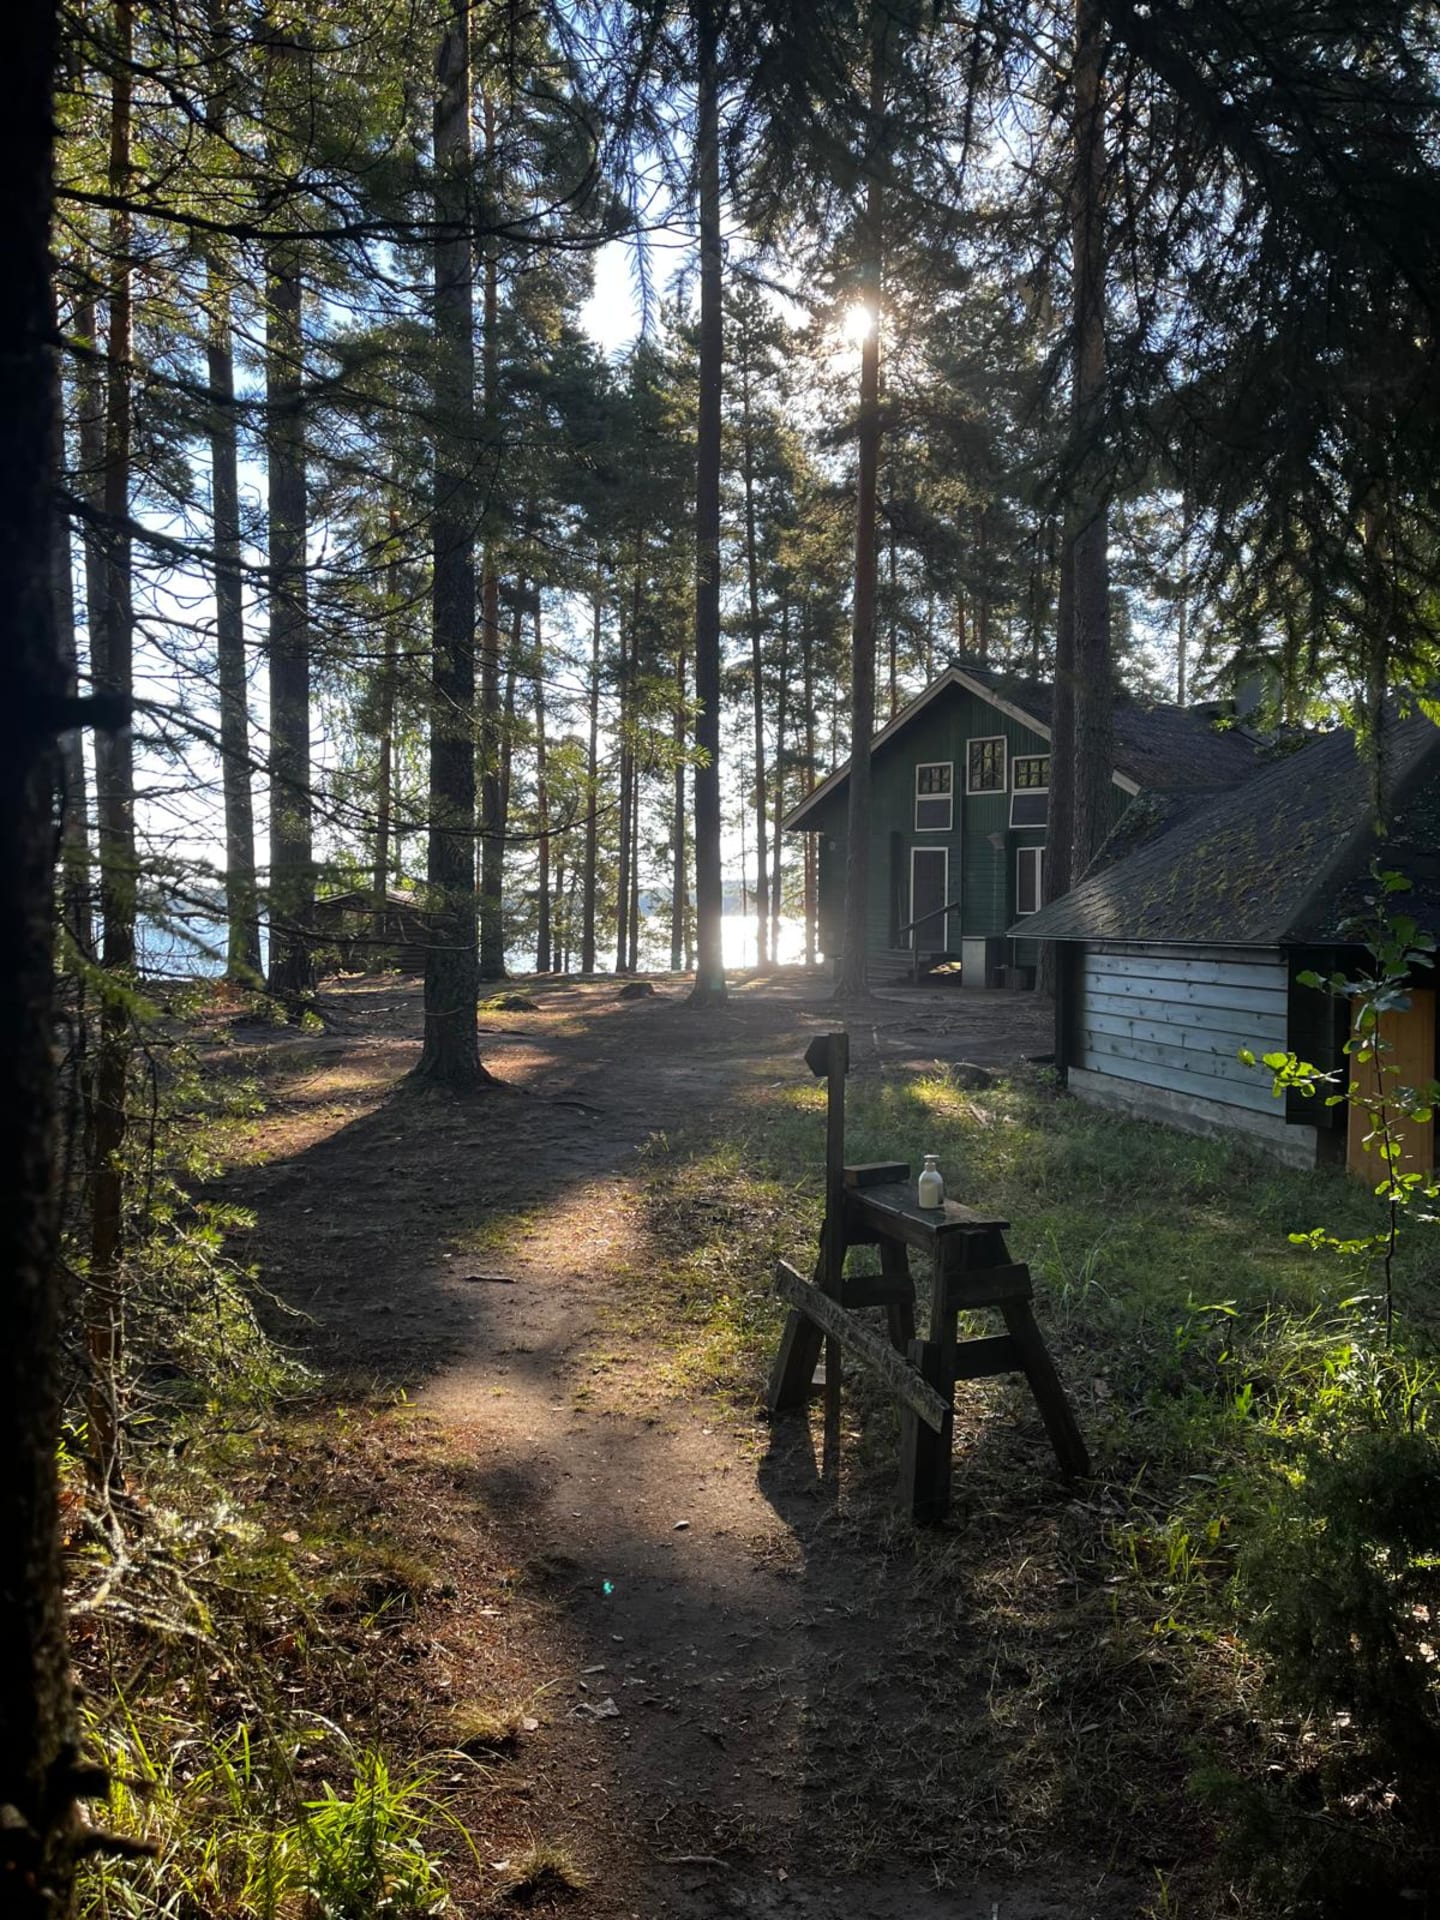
1238 1427 1440 1767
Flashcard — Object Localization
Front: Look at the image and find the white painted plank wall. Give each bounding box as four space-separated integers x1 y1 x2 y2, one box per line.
1077 945 1287 1117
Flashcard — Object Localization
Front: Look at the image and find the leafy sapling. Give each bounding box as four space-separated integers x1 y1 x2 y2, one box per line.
1240 866 1439 1345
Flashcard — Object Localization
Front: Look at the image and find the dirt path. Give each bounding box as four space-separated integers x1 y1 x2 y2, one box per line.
220 972 1125 1918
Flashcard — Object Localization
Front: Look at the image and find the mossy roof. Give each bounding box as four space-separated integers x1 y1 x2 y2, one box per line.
1015 713 1440 946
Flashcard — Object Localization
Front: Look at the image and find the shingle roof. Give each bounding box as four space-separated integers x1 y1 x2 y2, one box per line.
1013 712 1440 946
957 667 1265 792
783 664 1261 829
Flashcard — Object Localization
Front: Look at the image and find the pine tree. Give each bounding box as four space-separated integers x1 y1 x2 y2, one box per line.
416 0 488 1087
1 1 84 1907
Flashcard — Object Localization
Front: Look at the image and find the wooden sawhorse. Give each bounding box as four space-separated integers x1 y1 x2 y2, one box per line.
767 1172 1090 1522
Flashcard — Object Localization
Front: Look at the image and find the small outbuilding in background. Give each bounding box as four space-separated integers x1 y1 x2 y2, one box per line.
308 888 433 975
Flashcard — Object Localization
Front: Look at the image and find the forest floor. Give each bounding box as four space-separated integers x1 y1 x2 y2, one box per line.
208 970 1134 1919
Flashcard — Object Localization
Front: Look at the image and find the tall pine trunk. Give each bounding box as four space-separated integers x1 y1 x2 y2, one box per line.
581 577 601 973
886 526 898 714
2 0 86 1899
1066 0 1114 879
264 243 314 1008
88 0 137 1484
615 555 637 970
802 610 817 965
1175 500 1191 704
52 328 93 964
770 599 789 964
206 4 259 981
835 11 886 1001
373 511 401 933
498 600 520 852
477 94 506 981
687 0 726 1005
416 0 487 1086
75 278 110 722
671 647 686 972
627 745 641 971
208 260 260 980
740 348 768 963
534 595 550 974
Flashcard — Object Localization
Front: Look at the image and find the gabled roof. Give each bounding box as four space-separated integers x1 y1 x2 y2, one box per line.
783 664 1262 830
314 887 424 912
1013 711 1440 946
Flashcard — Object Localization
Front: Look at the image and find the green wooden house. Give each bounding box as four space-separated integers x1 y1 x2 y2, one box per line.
784 663 1262 986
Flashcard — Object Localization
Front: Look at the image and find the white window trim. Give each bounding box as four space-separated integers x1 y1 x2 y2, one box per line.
966 734 1007 794
909 845 949 950
1010 753 1050 794
1015 844 1045 917
1009 760 1050 828
913 760 953 832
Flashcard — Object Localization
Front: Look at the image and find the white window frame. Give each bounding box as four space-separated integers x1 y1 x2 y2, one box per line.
909 845 950 950
1015 844 1045 917
1009 754 1050 827
913 761 953 832
966 734 1007 795
1011 753 1050 793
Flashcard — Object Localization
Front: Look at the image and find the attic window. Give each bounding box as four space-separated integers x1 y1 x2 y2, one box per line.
1010 753 1050 827
915 762 953 831
967 736 1006 794
1015 845 1045 916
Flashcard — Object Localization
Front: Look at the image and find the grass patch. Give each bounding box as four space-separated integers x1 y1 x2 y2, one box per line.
70 1399 490 1919
448 1697 533 1756
496 1841 586 1907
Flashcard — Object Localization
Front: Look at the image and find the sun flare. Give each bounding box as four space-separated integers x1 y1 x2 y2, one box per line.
841 301 876 345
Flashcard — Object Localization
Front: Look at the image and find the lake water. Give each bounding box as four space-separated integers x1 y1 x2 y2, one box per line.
137 912 811 981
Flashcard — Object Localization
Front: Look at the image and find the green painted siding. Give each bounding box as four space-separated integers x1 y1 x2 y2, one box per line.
798 681 1128 965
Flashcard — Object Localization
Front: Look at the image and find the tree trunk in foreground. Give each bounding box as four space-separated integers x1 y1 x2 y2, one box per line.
1 0 84 1908
416 0 488 1087
835 13 886 1002
688 0 726 1006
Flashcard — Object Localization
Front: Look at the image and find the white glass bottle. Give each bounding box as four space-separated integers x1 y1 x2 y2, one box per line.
917 1154 945 1209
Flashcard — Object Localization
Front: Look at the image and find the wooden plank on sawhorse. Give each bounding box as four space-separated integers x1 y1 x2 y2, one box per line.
772 1259 949 1434
766 1236 917 1415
